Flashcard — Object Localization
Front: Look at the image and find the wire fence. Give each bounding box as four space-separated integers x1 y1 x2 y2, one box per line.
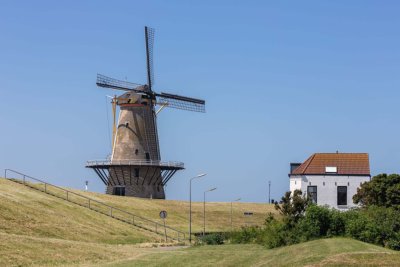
4 169 186 242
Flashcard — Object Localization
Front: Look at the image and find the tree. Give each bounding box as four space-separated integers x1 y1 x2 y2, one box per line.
274 189 310 225
353 173 400 208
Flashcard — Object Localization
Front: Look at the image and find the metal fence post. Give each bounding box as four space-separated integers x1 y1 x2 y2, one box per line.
44 183 47 193
132 216 135 225
88 199 91 209
23 175 26 185
155 223 157 233
110 207 113 217
66 191 69 201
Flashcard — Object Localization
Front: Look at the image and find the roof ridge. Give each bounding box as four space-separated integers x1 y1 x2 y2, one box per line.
314 152 368 155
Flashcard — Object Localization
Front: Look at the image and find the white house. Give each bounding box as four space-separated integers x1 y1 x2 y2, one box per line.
289 153 371 210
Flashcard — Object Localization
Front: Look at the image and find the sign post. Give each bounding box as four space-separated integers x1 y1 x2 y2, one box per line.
159 210 168 242
244 211 254 227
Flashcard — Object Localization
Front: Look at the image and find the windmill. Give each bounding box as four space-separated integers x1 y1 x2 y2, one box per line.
86 27 205 199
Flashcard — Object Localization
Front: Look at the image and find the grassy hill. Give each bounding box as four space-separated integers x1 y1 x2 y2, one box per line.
0 178 158 244
2 235 398 266
66 186 274 233
103 238 400 267
0 177 274 233
1 178 400 266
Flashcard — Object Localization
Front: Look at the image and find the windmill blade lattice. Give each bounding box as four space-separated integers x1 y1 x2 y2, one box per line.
145 27 155 90
96 74 144 92
156 92 205 113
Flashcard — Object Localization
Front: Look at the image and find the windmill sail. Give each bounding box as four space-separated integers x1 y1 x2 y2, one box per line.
96 74 144 92
145 26 155 90
155 92 205 113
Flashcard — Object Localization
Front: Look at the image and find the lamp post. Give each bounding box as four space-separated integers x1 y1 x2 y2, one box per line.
203 187 217 236
268 181 271 204
189 173 206 243
231 198 241 232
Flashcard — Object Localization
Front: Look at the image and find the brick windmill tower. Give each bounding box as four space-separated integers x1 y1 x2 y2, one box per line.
86 27 205 199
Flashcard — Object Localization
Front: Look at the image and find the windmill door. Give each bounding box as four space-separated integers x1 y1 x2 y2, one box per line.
113 186 125 196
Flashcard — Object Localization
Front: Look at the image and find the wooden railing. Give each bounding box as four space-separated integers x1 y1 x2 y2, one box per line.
4 169 186 242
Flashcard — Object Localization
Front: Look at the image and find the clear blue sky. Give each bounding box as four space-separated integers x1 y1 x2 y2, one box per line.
1 1 399 202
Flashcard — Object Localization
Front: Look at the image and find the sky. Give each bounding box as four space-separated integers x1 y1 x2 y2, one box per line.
0 1 399 203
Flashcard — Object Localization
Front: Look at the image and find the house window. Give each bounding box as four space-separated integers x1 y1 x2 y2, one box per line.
307 186 317 204
337 186 347 206
113 186 125 196
134 168 140 178
145 153 150 161
325 166 337 173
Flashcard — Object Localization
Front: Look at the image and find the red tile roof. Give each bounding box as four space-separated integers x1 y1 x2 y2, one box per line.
291 153 370 176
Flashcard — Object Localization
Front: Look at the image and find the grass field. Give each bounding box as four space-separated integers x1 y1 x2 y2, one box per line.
65 186 275 233
2 177 399 266
0 178 158 244
0 176 275 233
101 238 400 267
2 232 399 267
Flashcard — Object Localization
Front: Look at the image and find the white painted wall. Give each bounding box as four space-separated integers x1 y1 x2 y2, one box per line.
289 175 370 210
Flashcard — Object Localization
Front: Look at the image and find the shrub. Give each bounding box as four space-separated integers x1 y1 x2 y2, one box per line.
230 187 400 251
196 233 225 245
230 226 260 244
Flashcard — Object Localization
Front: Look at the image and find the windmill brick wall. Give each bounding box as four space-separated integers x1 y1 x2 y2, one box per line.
107 94 164 198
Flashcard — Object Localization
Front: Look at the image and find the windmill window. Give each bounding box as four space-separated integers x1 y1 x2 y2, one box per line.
134 168 140 178
135 149 139 155
323 182 325 186
145 153 150 161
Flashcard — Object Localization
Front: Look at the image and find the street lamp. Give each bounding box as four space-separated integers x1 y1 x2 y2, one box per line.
189 173 206 243
268 181 271 204
203 187 217 236
231 198 241 232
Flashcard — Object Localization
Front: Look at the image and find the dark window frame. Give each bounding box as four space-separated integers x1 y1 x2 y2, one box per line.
337 186 347 206
307 186 317 204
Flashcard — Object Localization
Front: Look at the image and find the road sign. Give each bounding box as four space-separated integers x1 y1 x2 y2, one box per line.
160 210 167 219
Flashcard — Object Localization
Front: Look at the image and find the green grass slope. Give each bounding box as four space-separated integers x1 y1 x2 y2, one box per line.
0 178 158 244
0 232 154 267
102 238 400 267
1 178 400 266
66 185 275 233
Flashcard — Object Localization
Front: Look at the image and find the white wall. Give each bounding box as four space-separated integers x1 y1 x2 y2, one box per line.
289 175 370 210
